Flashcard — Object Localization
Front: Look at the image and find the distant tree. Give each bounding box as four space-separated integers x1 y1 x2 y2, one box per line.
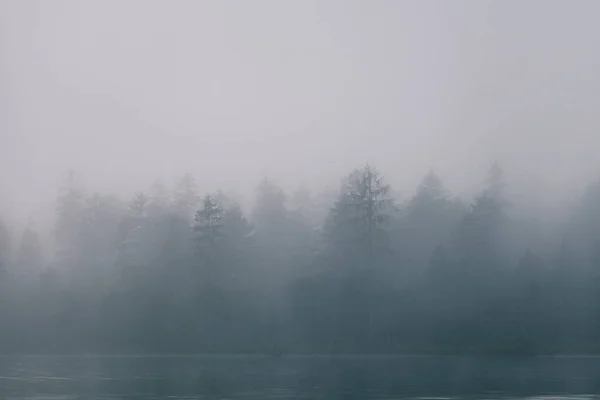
313 165 396 351
221 202 254 253
454 194 508 271
191 194 259 351
171 173 199 218
79 194 126 271
286 185 320 266
116 192 151 270
152 173 197 282
411 170 446 206
253 178 288 238
54 171 87 269
194 195 225 254
397 171 465 272
15 223 44 276
325 164 394 265
452 162 512 269
440 186 511 344
251 178 293 276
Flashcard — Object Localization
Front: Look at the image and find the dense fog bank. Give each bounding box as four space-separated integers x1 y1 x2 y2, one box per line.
1 163 600 354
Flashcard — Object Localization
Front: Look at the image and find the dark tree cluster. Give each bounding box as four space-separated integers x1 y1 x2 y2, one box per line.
1 164 600 355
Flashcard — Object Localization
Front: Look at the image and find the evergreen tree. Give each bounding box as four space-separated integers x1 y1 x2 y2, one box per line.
79 193 126 276
15 222 44 283
253 178 288 241
116 192 151 271
194 195 225 255
325 164 394 266
252 178 292 279
412 170 446 206
54 171 87 270
454 194 508 268
397 171 465 273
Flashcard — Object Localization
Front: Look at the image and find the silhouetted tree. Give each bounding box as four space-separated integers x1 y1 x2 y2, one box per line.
325 165 394 267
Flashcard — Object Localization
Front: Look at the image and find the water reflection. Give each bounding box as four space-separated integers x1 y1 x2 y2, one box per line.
1 356 600 399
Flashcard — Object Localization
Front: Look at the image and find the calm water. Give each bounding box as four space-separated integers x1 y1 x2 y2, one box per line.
1 355 600 399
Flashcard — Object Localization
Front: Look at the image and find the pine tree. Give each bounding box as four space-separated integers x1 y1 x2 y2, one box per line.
116 192 151 270
399 171 465 272
325 165 394 265
193 195 224 252
410 170 446 207
454 194 506 267
78 193 126 280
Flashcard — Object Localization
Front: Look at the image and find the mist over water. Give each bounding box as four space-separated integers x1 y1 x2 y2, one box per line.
3 0 600 399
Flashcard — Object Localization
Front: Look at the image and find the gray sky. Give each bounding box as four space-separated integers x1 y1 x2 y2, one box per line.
2 0 600 223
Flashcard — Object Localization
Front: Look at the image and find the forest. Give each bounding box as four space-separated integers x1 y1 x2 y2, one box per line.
1 163 600 355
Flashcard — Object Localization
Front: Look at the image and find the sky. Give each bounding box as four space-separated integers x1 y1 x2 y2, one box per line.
2 0 600 224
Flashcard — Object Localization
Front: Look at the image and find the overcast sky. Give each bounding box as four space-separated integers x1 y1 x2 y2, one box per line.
2 0 600 223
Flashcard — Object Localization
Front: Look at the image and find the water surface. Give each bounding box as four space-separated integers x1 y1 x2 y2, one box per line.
1 355 600 399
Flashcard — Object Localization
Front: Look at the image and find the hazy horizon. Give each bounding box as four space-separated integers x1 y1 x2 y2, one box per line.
2 0 600 225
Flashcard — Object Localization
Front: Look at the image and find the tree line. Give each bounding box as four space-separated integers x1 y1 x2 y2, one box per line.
1 163 600 354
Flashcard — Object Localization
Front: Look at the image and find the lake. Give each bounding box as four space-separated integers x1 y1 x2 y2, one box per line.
1 355 600 399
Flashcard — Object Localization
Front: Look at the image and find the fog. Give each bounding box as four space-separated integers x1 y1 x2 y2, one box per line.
2 0 600 223
2 0 600 357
